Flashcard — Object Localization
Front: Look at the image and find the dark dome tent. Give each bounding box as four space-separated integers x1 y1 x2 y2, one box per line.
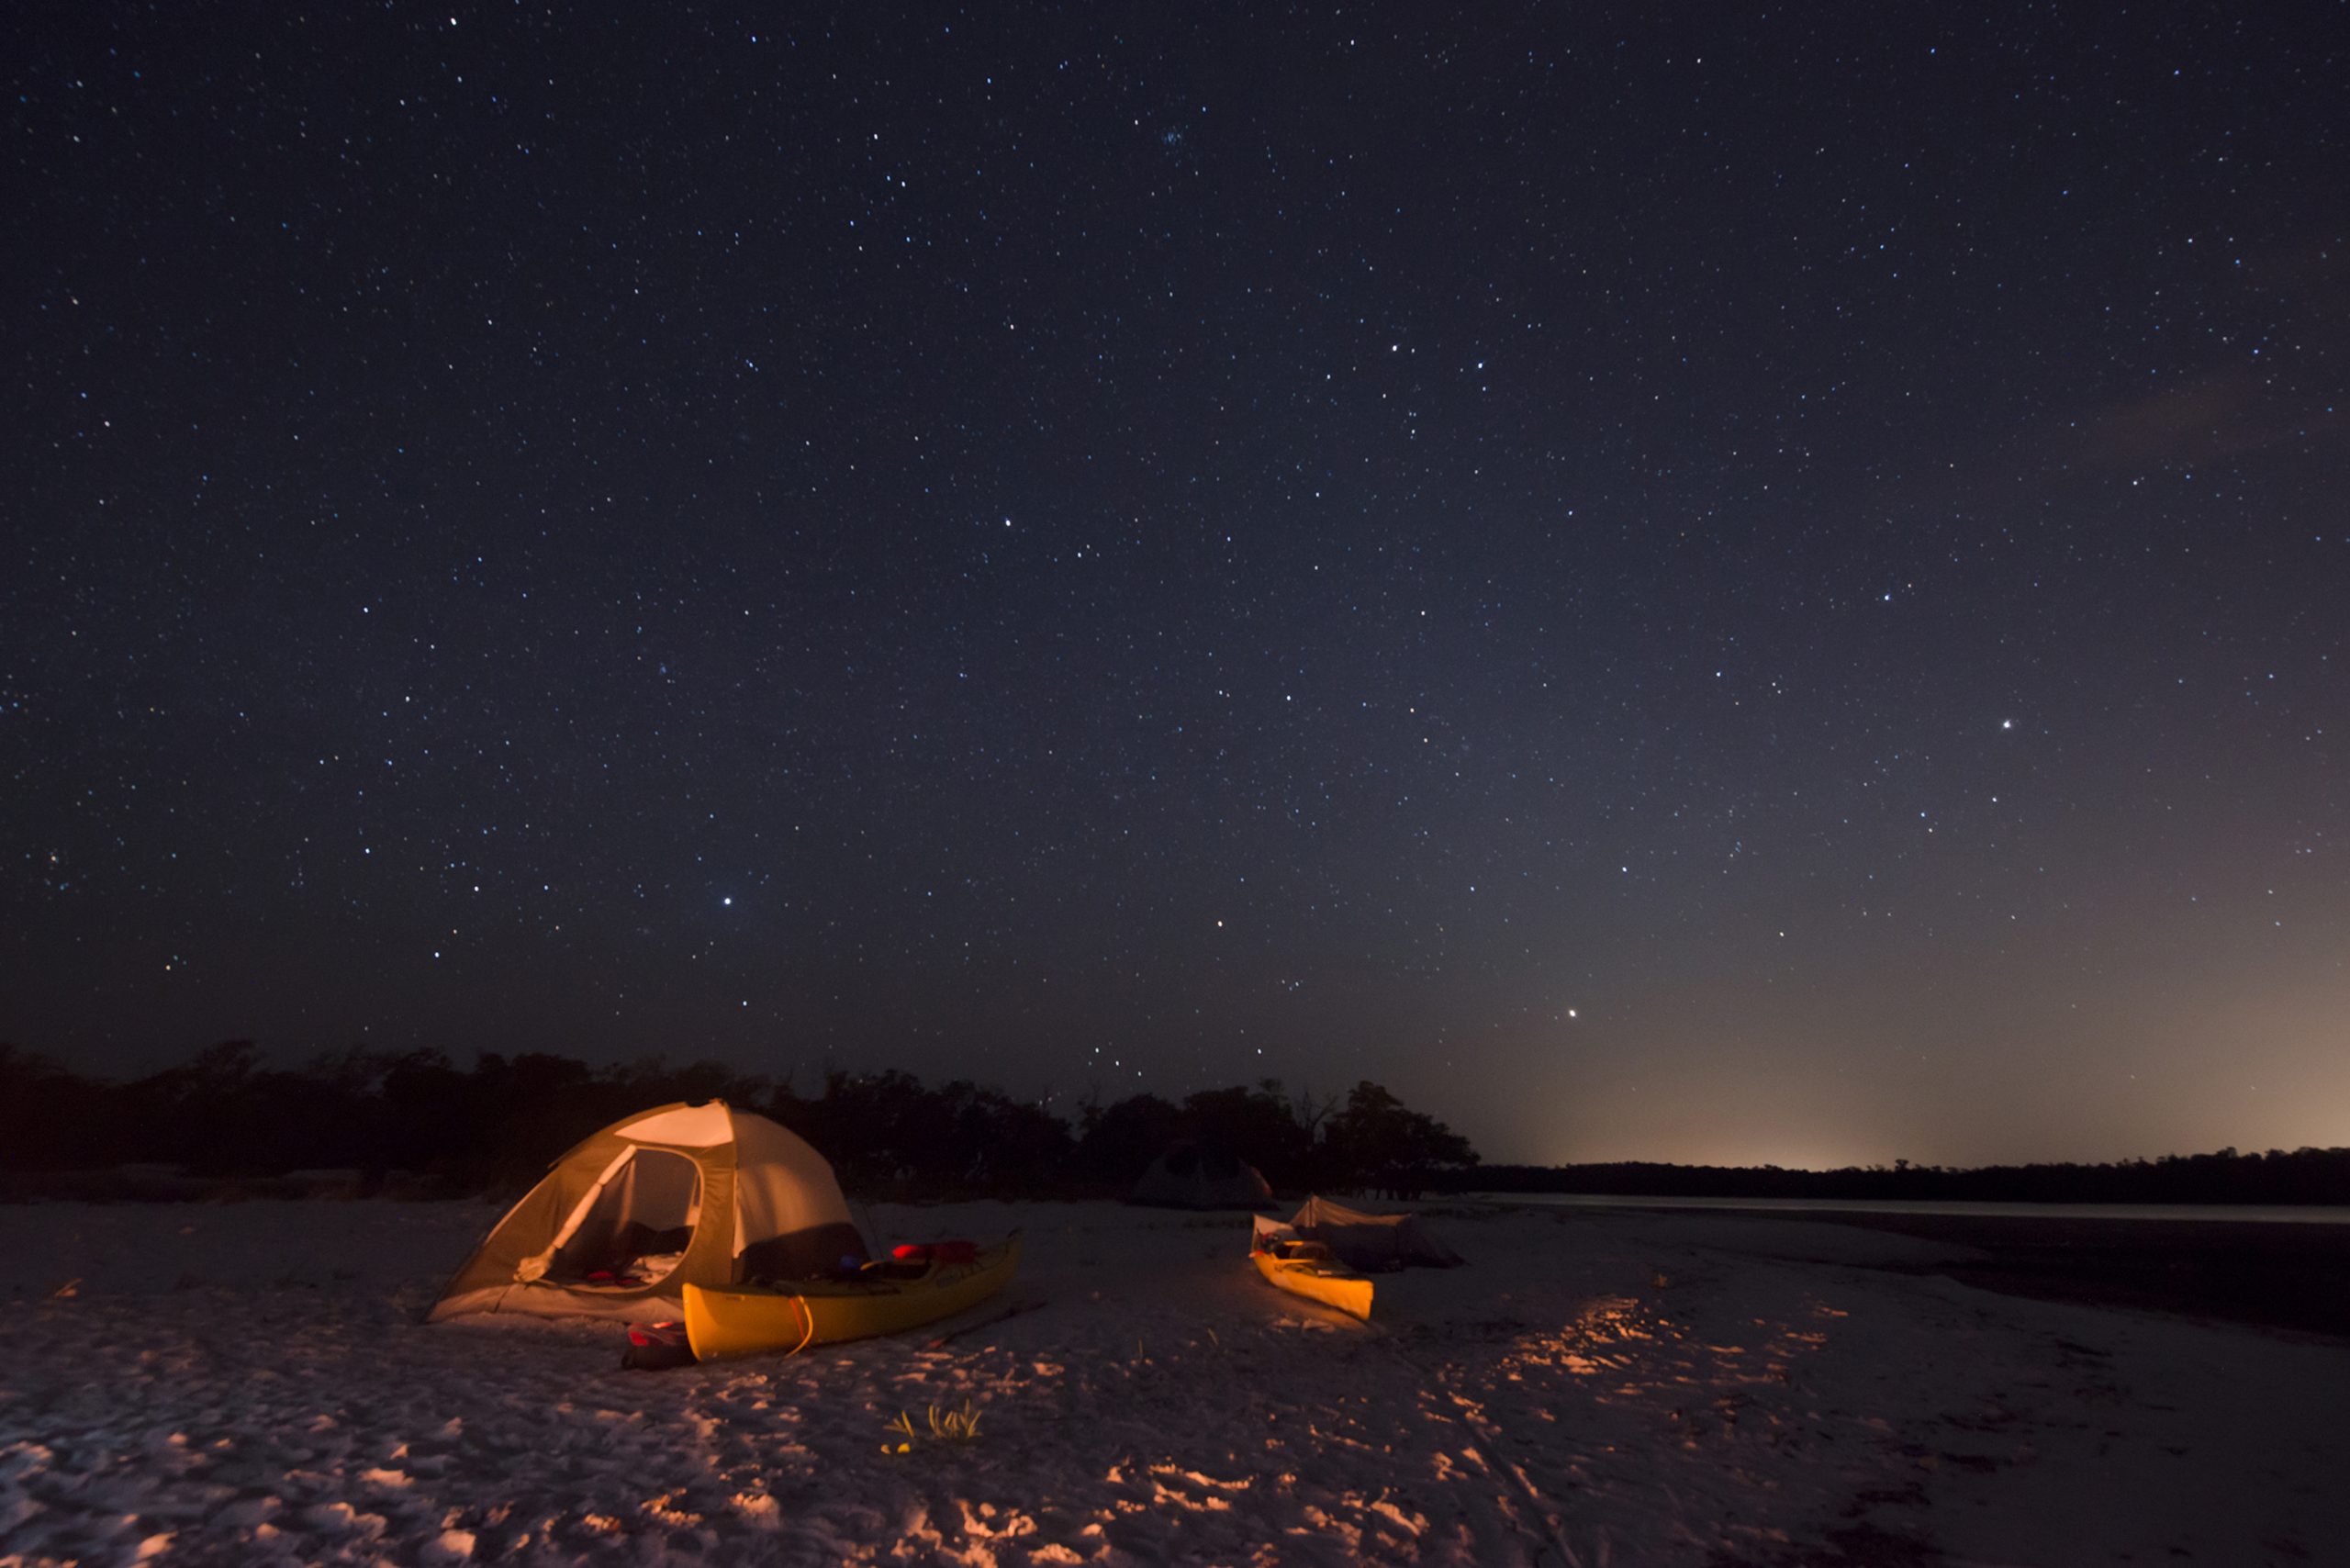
1125 1140 1275 1210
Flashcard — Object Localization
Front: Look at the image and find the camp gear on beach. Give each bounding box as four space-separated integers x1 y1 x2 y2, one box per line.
1126 1141 1275 1209
683 1232 1024 1361
1248 1196 1460 1319
429 1101 867 1325
891 1239 978 1266
1257 1196 1464 1271
620 1319 698 1371
1250 1235 1375 1319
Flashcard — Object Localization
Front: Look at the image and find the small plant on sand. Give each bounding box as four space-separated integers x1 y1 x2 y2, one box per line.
880 1400 984 1454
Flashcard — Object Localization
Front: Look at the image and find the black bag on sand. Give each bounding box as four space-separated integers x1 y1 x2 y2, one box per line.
620 1320 698 1371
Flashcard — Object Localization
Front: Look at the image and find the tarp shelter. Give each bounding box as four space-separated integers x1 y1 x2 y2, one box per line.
1126 1141 1274 1210
430 1101 867 1323
1253 1195 1464 1271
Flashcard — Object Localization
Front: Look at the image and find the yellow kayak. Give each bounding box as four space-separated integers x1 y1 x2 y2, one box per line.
685 1234 1022 1361
1252 1238 1373 1320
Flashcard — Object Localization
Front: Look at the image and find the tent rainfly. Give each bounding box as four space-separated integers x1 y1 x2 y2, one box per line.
1252 1195 1464 1271
430 1101 867 1324
1125 1141 1275 1210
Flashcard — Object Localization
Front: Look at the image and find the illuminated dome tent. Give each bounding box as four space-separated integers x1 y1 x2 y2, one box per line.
430 1101 866 1324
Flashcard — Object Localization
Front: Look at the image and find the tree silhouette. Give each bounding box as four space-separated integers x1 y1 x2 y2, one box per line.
1325 1081 1480 1199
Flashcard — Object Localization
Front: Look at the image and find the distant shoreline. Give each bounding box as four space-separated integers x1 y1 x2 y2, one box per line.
1466 1191 2350 1225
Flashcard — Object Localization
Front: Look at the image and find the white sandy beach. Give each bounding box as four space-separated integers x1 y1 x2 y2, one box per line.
2 1197 2344 1566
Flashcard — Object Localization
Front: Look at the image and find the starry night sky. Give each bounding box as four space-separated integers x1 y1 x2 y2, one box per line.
6 5 2346 1168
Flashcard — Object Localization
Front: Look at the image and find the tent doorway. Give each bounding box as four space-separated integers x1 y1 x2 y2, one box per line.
542 1146 702 1286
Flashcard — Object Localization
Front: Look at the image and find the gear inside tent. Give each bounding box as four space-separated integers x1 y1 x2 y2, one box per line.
1252 1195 1464 1271
1125 1140 1275 1210
430 1101 868 1324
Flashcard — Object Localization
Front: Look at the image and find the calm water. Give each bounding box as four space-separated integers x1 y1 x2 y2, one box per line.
1467 1192 2350 1226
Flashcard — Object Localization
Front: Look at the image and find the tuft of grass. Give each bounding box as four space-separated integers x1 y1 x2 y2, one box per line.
930 1400 983 1440
880 1399 983 1454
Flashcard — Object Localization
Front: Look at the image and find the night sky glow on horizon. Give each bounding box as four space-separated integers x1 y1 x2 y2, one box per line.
5 6 2346 1169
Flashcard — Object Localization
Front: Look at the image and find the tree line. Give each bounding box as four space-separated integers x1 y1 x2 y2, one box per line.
17 1040 2334 1205
0 1041 1478 1199
1458 1148 2350 1207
